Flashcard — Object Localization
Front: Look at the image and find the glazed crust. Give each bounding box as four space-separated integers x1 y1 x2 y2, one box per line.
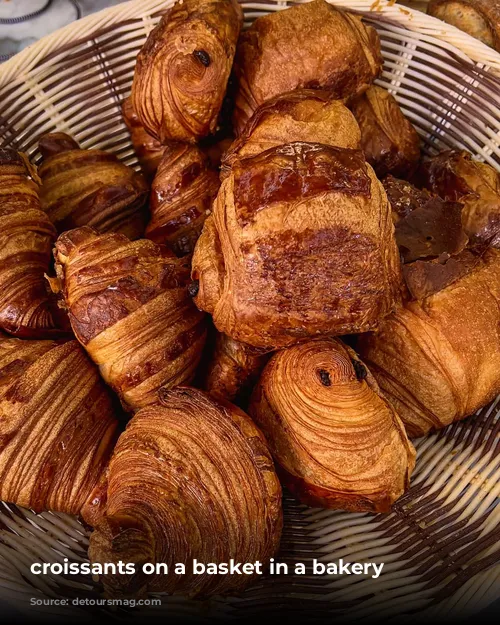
414 150 500 246
54 227 207 411
88 387 282 597
358 248 500 437
223 90 361 175
203 332 271 404
249 338 415 512
0 149 65 338
38 133 148 240
192 142 402 349
428 0 500 51
350 85 420 178
131 0 243 143
233 0 382 134
146 142 220 256
121 97 166 181
0 337 118 514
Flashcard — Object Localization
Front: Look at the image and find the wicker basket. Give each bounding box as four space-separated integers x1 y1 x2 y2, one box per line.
0 0 500 621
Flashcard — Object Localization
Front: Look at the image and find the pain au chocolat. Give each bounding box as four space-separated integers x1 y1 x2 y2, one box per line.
131 0 243 143
88 387 282 597
249 338 415 512
192 142 401 349
54 227 206 411
233 0 382 134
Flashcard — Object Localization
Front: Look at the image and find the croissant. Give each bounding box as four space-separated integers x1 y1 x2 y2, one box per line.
349 85 420 178
145 142 220 256
191 142 402 349
233 0 382 134
203 332 271 405
122 97 166 180
249 338 415 512
88 387 282 597
223 90 361 173
414 150 500 246
358 248 500 437
0 336 118 515
428 0 500 51
131 0 243 144
54 227 207 411
0 148 66 338
383 175 468 263
38 133 148 240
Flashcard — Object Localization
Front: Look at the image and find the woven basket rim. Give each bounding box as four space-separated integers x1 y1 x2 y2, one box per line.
1 0 500 89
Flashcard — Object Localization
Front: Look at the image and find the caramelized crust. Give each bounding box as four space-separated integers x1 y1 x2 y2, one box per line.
121 97 166 180
203 332 271 404
350 85 420 178
223 90 361 173
358 248 500 437
0 149 64 337
146 142 220 256
192 142 401 349
88 387 282 597
131 0 243 143
414 149 500 246
249 338 415 512
233 0 382 133
0 337 118 514
54 227 207 411
38 133 148 240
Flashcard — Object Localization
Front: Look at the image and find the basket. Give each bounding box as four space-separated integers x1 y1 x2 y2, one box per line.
0 0 500 621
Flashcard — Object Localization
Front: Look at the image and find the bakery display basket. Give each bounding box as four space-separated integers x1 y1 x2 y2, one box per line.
0 0 499 621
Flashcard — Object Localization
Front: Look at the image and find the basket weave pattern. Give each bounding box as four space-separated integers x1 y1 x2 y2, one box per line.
0 0 499 620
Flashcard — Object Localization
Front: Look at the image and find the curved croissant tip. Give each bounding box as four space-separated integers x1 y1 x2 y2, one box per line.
188 279 200 298
39 132 80 160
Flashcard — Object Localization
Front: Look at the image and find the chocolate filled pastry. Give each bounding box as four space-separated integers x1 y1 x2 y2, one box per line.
192 142 401 349
223 90 361 174
0 149 66 338
233 0 382 134
414 150 500 246
249 338 415 511
203 332 271 404
350 85 420 178
0 336 118 515
54 227 207 411
383 175 468 263
88 387 282 597
122 97 166 181
38 133 148 240
428 0 500 51
131 0 243 143
358 247 500 437
145 142 220 256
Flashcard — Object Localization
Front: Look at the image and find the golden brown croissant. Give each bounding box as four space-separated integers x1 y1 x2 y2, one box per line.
428 0 500 51
249 338 415 512
358 248 500 437
414 150 500 246
54 227 207 411
131 0 243 143
121 97 166 181
383 175 468 263
88 387 282 597
203 332 271 404
223 90 361 173
38 132 148 240
0 336 118 515
145 142 220 256
0 148 66 338
349 85 420 178
233 0 382 134
191 142 402 349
